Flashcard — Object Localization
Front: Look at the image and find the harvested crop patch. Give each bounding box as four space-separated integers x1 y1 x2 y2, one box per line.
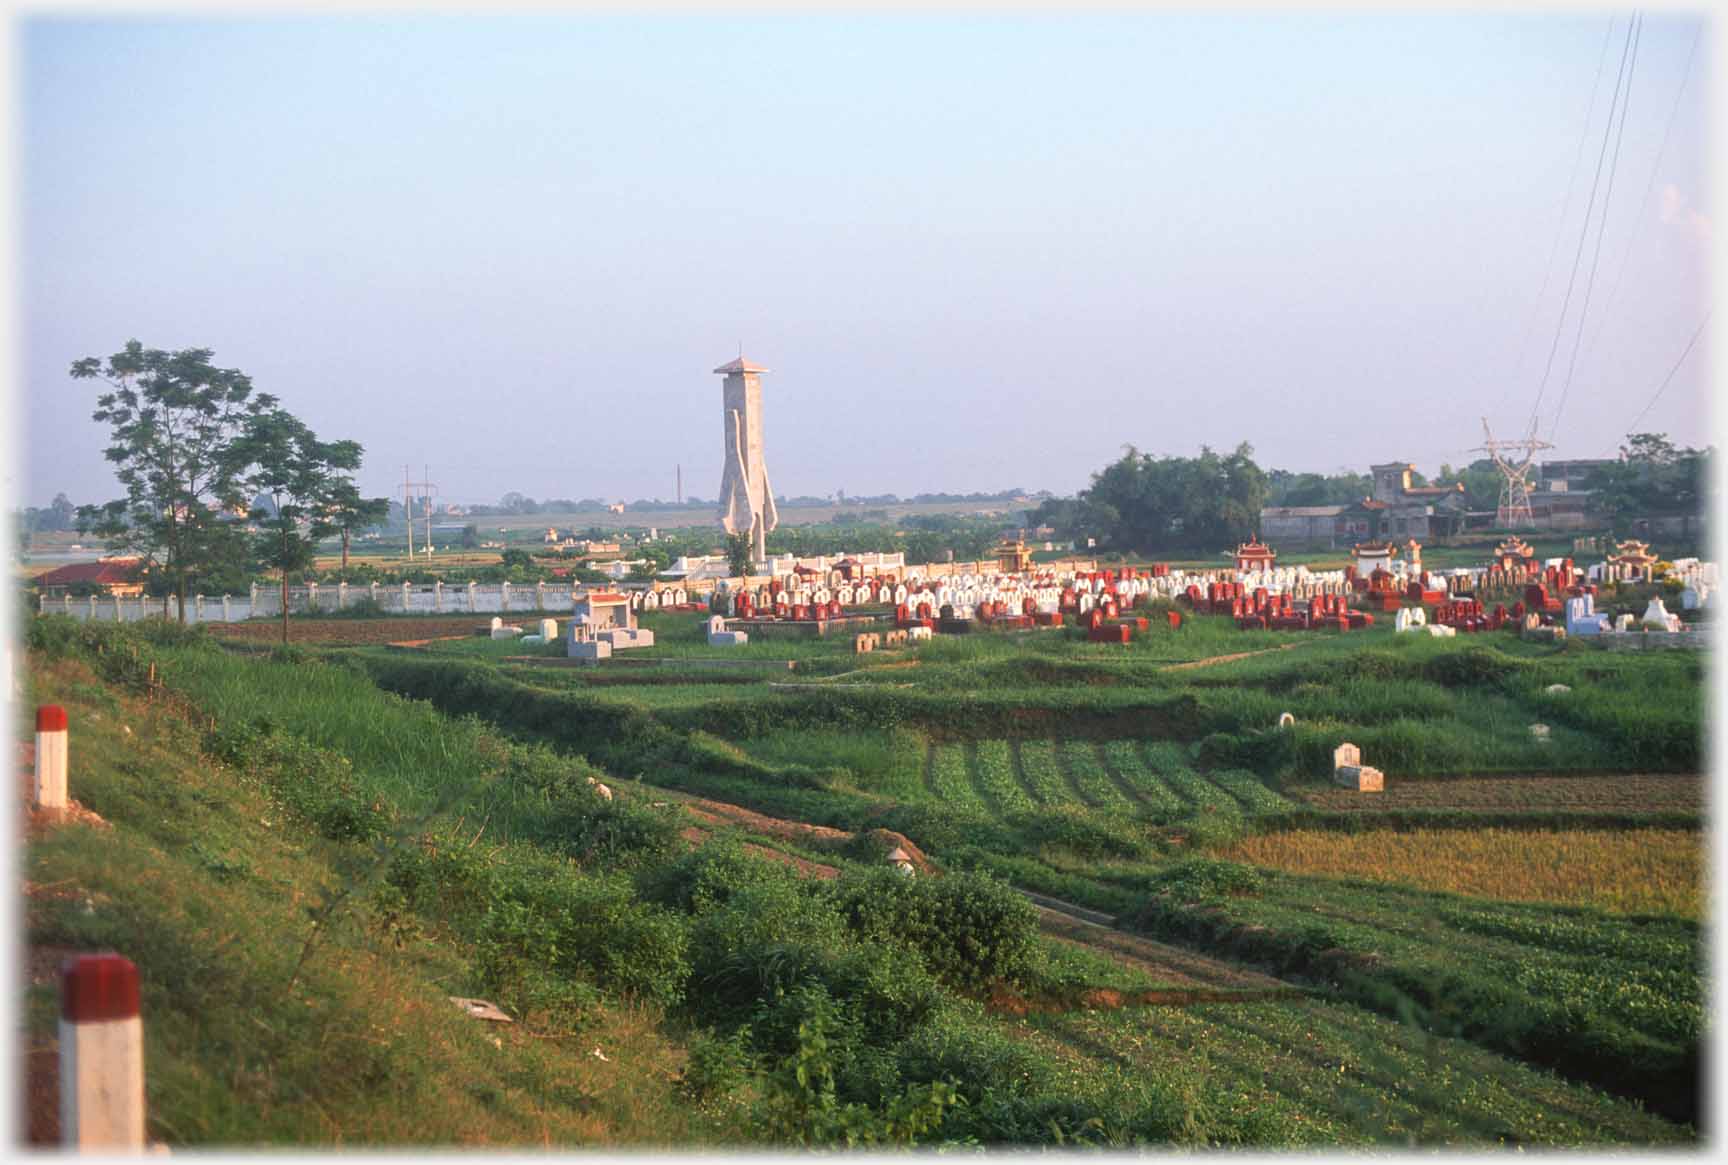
1221 828 1702 919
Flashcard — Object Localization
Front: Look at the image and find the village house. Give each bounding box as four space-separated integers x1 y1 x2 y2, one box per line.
32 555 147 597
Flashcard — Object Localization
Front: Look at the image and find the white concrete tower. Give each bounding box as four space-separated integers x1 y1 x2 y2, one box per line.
715 356 778 562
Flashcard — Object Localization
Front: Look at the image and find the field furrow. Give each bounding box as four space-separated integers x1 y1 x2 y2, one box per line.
1017 740 1074 806
1209 768 1295 814
1058 740 1134 811
972 739 1035 814
1098 740 1185 812
929 741 988 811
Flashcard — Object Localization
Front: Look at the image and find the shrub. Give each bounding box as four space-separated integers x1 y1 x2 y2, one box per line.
480 864 689 1007
679 1025 756 1100
639 833 795 914
1002 806 1146 860
520 794 683 870
826 868 1038 992
1148 857 1263 902
688 880 852 1020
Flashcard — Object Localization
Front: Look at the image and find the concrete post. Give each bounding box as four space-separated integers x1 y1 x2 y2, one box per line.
250 582 259 611
338 581 349 611
502 581 512 611
433 580 443 613
222 594 232 622
467 580 478 612
402 581 412 612
307 582 319 614
59 953 145 1150
370 581 380 608
113 594 123 622
194 594 204 622
88 595 98 621
61 594 71 616
536 581 546 610
34 705 68 811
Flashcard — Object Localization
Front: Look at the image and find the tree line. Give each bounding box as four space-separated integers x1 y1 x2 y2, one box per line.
1030 437 1715 555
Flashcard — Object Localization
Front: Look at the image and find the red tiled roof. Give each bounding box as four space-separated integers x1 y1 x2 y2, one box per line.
34 559 143 587
579 592 629 603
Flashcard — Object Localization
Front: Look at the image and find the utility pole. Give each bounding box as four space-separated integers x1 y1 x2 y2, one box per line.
421 464 438 555
403 466 415 559
403 466 438 557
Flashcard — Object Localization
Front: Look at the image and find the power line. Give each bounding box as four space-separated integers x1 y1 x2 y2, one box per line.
1549 10 1642 444
1526 14 1637 430
1623 311 1711 436
1581 20 1702 365
1502 17 1617 395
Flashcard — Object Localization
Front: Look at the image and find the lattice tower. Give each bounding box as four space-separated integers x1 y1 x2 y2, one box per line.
1472 419 1554 529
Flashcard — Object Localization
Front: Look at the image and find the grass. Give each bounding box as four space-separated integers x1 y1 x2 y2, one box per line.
1130 865 1703 1125
21 655 714 1147
1016 998 1687 1147
20 615 1702 1146
1220 828 1703 919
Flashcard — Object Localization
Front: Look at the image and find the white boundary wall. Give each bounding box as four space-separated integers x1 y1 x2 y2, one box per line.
38 581 589 624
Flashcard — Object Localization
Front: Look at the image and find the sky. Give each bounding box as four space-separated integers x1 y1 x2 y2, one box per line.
13 9 1715 510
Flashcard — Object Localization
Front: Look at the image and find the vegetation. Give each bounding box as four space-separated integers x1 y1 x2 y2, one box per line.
1221 828 1703 919
20 614 1703 1146
1031 443 1268 553
72 341 282 611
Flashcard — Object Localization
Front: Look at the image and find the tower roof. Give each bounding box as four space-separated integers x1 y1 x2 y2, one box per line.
713 356 769 375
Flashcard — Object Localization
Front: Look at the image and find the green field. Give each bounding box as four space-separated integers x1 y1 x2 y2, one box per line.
20 612 1706 1146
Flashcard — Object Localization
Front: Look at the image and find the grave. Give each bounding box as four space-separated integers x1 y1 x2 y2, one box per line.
1331 741 1384 792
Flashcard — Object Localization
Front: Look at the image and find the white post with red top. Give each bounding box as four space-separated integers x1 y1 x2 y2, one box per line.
34 705 69 811
59 953 146 1149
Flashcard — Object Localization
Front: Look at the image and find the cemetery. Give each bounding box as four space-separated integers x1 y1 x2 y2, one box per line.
16 366 1712 1149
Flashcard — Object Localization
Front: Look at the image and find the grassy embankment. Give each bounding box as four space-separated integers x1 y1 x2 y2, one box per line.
348 612 1706 1125
18 616 1695 1146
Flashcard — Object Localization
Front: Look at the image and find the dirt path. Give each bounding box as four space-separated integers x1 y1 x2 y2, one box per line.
655 787 938 875
1031 905 1293 995
641 783 1300 1006
1158 641 1309 672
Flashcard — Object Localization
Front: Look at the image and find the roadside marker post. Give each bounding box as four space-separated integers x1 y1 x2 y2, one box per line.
34 705 69 811
59 953 146 1150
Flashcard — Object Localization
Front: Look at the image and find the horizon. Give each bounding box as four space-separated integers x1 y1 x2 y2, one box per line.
16 11 1714 510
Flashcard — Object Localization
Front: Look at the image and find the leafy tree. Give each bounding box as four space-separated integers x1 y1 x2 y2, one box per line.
72 341 278 622
1587 433 1714 531
46 492 76 531
1078 443 1269 553
327 483 391 570
725 531 754 579
236 409 363 645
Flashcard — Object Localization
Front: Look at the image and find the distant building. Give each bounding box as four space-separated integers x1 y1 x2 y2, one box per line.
33 556 146 597
1259 505 1348 547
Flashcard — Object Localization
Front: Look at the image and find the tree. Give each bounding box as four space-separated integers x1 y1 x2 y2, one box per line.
237 409 363 645
72 341 278 622
725 531 754 580
1587 433 1714 532
46 492 76 531
327 483 391 571
1076 442 1269 553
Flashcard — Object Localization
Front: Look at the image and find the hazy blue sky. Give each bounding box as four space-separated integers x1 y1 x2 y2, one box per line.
17 11 1712 509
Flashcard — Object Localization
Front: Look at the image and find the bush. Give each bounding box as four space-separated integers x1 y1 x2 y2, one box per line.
679 1025 756 1100
826 868 1038 992
1147 857 1263 902
480 864 689 1008
639 833 792 913
1002 806 1147 859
